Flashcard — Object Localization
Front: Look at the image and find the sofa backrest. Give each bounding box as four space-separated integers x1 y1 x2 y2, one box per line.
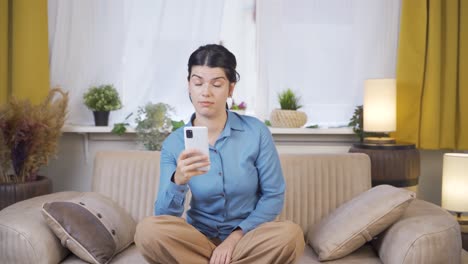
277 153 371 235
92 151 371 234
93 151 161 223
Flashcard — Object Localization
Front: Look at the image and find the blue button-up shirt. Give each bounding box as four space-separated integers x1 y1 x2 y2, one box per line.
155 111 285 240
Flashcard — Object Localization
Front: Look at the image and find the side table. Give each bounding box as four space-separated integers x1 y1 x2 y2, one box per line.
349 142 420 193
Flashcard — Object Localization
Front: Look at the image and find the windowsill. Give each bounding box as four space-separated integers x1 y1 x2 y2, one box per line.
62 124 358 162
62 125 136 133
62 124 354 135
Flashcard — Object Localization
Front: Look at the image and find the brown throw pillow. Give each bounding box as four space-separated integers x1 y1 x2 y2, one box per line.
41 192 136 264
308 185 415 261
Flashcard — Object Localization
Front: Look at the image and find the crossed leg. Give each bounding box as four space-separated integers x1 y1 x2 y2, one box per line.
134 215 305 264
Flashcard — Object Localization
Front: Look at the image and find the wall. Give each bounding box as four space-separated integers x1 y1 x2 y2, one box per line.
43 130 447 206
419 150 446 205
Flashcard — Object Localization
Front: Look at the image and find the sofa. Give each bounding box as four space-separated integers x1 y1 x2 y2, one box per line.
0 151 462 263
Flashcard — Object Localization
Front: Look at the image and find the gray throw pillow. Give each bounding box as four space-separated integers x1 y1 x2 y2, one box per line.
308 185 415 261
41 192 136 264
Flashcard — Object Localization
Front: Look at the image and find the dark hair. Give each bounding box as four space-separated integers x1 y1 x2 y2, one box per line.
187 44 240 83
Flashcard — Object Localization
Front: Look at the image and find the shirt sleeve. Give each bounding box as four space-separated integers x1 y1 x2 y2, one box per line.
237 125 285 233
154 144 189 216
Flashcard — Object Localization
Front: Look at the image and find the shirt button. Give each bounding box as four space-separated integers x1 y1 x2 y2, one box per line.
218 172 222 176
214 150 218 153
221 193 225 197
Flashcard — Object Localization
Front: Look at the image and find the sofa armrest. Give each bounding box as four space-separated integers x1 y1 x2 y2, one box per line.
372 199 462 264
0 191 81 264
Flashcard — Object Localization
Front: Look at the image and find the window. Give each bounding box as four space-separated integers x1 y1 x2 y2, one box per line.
49 0 401 128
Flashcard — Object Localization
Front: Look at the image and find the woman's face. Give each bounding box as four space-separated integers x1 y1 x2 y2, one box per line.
188 65 234 119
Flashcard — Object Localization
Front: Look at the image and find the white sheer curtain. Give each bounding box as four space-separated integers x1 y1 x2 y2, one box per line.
49 0 401 127
48 0 225 125
256 0 401 127
220 0 257 115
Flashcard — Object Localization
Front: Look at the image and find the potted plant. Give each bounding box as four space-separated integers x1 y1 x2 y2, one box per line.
270 88 307 128
229 99 247 115
83 84 122 126
0 88 69 210
135 102 183 151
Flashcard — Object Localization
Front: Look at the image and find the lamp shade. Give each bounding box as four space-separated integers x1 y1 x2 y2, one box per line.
442 153 468 213
363 79 396 132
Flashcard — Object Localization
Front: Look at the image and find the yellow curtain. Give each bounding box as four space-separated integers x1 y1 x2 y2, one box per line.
0 0 49 105
395 0 468 150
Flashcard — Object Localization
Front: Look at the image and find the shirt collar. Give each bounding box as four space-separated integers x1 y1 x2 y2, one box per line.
227 111 244 131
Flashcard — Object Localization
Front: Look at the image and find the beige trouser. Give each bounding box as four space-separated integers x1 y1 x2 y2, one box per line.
134 215 305 264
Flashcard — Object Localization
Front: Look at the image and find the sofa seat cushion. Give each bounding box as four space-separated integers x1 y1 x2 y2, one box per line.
298 244 382 264
62 244 378 264
61 244 146 264
308 185 415 261
42 192 136 264
0 191 81 264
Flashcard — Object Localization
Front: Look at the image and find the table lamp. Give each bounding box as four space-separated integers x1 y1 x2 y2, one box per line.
442 153 468 219
363 78 396 144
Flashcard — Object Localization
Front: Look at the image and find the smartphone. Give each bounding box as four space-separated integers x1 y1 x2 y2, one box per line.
184 126 210 171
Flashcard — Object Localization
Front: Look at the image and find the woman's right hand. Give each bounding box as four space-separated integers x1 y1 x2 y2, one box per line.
174 149 211 185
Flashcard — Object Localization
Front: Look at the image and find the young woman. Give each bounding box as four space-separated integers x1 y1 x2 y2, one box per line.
135 44 305 264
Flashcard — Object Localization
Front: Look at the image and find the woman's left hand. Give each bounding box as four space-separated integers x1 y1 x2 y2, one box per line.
209 229 243 264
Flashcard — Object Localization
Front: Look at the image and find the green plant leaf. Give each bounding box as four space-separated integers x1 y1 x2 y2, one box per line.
111 123 128 136
171 120 185 131
348 105 387 142
135 102 174 151
278 88 302 110
83 84 122 111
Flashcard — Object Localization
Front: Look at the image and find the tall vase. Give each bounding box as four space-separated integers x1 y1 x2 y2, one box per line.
93 111 110 126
